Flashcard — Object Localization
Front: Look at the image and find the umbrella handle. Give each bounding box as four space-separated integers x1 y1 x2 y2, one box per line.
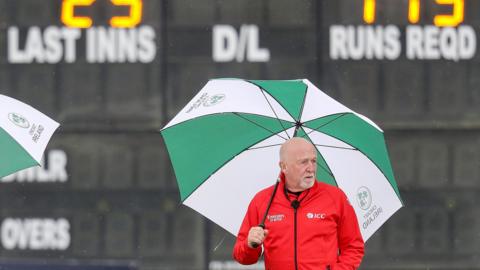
249 180 280 249
250 224 265 248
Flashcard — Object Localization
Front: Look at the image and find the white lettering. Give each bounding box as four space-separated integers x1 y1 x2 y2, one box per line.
56 219 70 250
406 25 477 61
331 25 477 61
86 27 96 62
246 25 270 62
1 218 70 250
86 26 156 63
97 27 116 63
329 25 401 60
26 27 46 63
329 25 348 59
6 26 157 64
212 24 270 62
7 26 81 64
29 219 43 250
406 25 424 59
44 26 63 63
137 26 156 63
459 26 476 59
347 26 364 60
1 219 20 250
118 29 137 62
213 25 238 62
62 28 81 63
365 26 383 59
384 26 401 60
440 27 458 61
424 26 440 59
8 27 26 63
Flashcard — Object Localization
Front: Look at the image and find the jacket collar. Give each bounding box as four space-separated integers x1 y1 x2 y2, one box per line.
278 172 320 205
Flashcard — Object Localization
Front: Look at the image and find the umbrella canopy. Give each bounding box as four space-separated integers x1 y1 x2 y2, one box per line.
0 94 60 179
161 78 402 241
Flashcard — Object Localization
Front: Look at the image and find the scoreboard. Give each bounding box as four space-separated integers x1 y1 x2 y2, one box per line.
0 0 479 269
7 0 155 63
329 0 476 61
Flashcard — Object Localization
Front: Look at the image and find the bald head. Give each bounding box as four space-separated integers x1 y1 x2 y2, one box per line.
279 137 315 162
279 137 317 192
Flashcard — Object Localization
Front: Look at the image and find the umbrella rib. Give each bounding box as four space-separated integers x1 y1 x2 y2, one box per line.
248 143 283 150
313 144 357 151
297 82 308 122
161 112 289 133
258 89 292 139
245 80 292 139
233 113 290 141
316 160 338 186
305 113 348 135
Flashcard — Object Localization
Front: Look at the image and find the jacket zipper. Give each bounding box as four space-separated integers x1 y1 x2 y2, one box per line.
294 207 298 270
294 206 331 270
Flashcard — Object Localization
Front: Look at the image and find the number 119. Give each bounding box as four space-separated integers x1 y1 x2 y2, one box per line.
363 0 464 27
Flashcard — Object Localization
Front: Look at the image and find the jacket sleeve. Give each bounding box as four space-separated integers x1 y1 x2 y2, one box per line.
332 191 365 270
232 196 263 265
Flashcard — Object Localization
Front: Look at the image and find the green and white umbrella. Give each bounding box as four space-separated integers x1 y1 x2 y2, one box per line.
161 78 402 241
0 94 60 179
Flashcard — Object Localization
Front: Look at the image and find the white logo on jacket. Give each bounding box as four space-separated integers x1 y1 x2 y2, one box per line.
306 213 326 219
267 214 285 222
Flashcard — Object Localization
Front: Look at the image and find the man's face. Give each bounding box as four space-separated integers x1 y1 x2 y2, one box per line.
281 141 317 192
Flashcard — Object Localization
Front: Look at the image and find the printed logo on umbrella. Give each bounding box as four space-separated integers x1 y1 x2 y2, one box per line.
8 113 30 128
186 93 226 113
204 94 226 107
356 186 372 210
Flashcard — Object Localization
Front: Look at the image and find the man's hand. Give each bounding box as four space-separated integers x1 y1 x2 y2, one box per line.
247 226 269 248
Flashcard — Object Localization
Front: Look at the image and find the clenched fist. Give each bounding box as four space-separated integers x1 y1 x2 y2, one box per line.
247 226 269 248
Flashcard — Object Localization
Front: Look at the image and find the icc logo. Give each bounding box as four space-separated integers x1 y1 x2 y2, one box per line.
306 212 326 219
356 186 372 210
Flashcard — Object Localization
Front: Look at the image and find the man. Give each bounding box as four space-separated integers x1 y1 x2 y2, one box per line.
233 137 364 270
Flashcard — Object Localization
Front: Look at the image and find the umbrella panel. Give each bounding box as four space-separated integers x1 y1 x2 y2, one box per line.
0 128 38 178
162 113 294 201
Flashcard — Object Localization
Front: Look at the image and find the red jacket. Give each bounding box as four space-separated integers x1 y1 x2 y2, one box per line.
233 176 364 270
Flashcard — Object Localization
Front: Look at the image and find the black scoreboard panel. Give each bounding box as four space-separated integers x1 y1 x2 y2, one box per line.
318 0 480 126
0 0 480 269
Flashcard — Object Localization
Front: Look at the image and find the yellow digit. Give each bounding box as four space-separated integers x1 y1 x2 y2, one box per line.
61 0 95 28
363 0 376 24
110 0 143 28
434 0 464 27
408 0 421 24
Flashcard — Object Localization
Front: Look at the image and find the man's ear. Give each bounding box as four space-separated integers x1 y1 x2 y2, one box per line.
279 161 286 173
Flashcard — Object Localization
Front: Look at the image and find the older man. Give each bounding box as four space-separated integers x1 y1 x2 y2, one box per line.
233 137 364 270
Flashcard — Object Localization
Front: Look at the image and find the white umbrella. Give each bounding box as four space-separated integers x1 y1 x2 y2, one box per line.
0 94 60 179
161 78 402 241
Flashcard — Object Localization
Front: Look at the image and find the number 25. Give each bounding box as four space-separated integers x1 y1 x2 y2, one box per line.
61 0 143 28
